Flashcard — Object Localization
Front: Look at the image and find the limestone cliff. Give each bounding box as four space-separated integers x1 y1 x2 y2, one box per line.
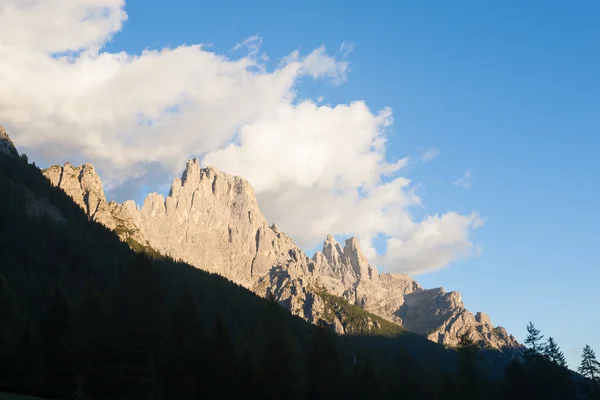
43 163 147 245
312 234 518 350
42 159 519 351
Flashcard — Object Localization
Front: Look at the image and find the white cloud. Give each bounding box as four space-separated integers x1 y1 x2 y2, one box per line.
0 0 483 275
454 169 472 190
421 147 440 162
379 212 484 275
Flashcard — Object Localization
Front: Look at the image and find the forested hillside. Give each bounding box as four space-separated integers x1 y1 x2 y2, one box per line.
0 152 598 399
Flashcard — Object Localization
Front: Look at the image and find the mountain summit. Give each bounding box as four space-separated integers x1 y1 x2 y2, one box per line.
43 158 519 350
0 126 17 156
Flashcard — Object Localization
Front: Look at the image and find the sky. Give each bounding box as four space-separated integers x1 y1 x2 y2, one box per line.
1 0 599 369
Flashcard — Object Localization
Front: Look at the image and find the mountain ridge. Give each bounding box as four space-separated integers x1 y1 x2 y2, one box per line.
0 125 18 157
42 155 519 350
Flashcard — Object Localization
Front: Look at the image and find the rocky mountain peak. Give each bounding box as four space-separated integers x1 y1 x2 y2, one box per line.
181 157 201 187
475 311 492 326
0 125 18 156
42 158 520 352
44 163 112 226
344 237 377 280
315 235 377 280
321 234 344 267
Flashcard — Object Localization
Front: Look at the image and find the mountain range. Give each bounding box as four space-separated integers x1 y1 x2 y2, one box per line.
2 125 591 400
41 154 518 351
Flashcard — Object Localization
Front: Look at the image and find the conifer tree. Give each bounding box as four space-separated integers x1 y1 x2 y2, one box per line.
0 275 17 386
543 337 577 400
10 322 41 394
579 345 600 382
163 290 203 400
257 300 302 400
37 287 75 399
544 337 567 367
306 323 343 399
73 281 105 399
347 356 381 400
457 329 481 400
103 253 166 400
502 358 528 400
524 321 544 359
393 348 423 399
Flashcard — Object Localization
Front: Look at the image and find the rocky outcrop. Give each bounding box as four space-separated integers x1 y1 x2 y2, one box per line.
312 234 518 350
120 159 316 288
44 163 116 229
0 126 18 156
396 288 518 349
42 159 519 351
42 163 148 244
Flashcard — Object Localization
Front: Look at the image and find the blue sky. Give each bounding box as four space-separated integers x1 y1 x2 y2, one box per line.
2 0 598 369
100 0 600 368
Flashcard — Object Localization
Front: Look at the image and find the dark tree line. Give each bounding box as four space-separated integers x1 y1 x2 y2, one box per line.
501 322 600 400
1 152 598 399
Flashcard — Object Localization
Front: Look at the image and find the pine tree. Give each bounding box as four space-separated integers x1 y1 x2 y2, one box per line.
457 329 481 400
544 337 567 367
37 287 75 399
257 300 302 400
502 358 528 400
306 324 343 399
540 336 577 400
579 345 600 382
205 314 236 399
73 281 106 399
163 289 204 400
524 322 544 359
393 348 423 399
0 275 18 387
346 356 381 400
102 253 166 400
10 321 42 394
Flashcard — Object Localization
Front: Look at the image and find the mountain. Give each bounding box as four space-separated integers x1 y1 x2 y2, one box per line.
0 127 479 400
0 126 584 400
0 125 17 157
43 158 519 350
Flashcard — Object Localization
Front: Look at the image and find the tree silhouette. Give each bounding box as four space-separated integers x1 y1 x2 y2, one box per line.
544 336 567 367
457 329 481 400
306 323 344 399
579 345 600 382
37 287 75 399
1 146 597 400
0 276 17 387
524 321 544 360
163 290 203 400
502 358 527 400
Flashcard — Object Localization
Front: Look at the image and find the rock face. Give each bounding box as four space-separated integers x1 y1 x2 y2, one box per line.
44 163 115 228
42 163 148 244
117 160 316 288
396 289 518 349
43 159 519 351
0 126 18 156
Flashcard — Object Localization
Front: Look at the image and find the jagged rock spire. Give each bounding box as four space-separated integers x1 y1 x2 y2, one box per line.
322 233 344 267
343 237 377 280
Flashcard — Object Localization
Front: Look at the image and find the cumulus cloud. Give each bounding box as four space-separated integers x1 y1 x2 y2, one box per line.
421 147 440 163
0 0 483 274
379 212 484 274
454 169 473 190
